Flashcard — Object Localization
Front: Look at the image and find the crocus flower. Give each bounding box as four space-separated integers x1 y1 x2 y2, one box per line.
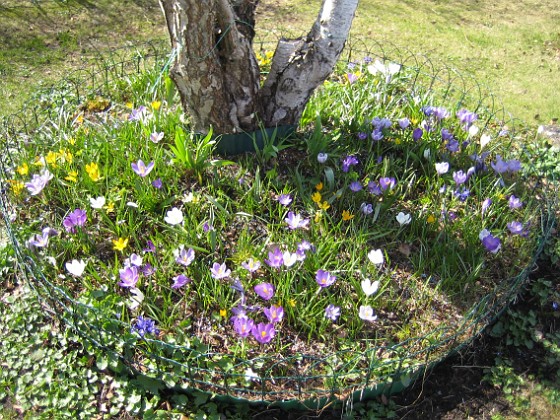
491 156 509 174
361 279 380 297
241 258 261 273
508 195 523 209
164 207 183 225
480 229 501 254
435 162 449 175
233 317 255 338
285 211 309 230
251 322 276 344
346 73 358 84
398 118 410 129
349 181 362 192
357 131 368 140
171 274 191 289
317 152 328 163
25 169 53 196
507 221 524 235
63 208 87 233
174 246 195 267
325 304 341 321
152 178 163 189
480 133 492 149
125 253 143 267
277 194 292 206
316 269 336 288
254 282 275 300
412 128 423 141
360 203 374 215
507 160 522 172
27 227 57 249
150 131 164 143
379 177 396 191
118 266 139 288
140 264 156 276
65 259 86 277
89 196 106 209
454 187 470 202
371 129 383 141
367 181 382 195
282 251 297 267
456 108 478 129
396 212 412 226
210 262 231 279
131 315 159 337
371 117 392 129
128 106 146 122
359 305 378 322
131 160 155 177
265 247 284 268
263 305 284 323
341 155 359 173
367 249 384 265
452 170 468 185
482 198 492 214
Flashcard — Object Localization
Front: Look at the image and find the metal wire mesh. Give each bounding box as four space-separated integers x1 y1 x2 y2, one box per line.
0 39 556 406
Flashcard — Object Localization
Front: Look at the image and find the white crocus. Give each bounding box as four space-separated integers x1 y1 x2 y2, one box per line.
127 287 145 311
89 196 106 209
282 251 298 268
361 279 380 297
358 305 378 322
468 124 479 137
164 207 183 225
480 133 492 149
65 259 86 277
396 212 412 226
367 249 384 265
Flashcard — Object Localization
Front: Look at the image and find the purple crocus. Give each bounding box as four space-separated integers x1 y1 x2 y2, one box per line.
316 269 336 288
63 208 87 233
360 202 374 215
152 178 163 189
480 230 501 254
265 247 284 268
349 181 363 192
412 127 423 141
507 221 524 235
171 274 191 289
241 258 261 273
131 316 159 337
210 262 231 279
27 227 58 249
452 170 468 185
482 198 492 214
454 187 470 202
507 160 522 172
379 177 396 191
325 304 341 321
128 106 146 122
341 155 359 173
143 240 156 253
175 246 195 267
446 139 460 153
491 156 509 174
118 266 139 288
263 305 284 323
357 131 368 141
508 195 523 209
233 317 255 338
371 129 384 141
131 160 155 177
371 117 392 129
456 108 478 129
367 181 382 196
441 128 454 141
254 282 275 300
251 322 276 344
285 211 309 230
25 170 53 196
277 194 292 206
398 118 410 129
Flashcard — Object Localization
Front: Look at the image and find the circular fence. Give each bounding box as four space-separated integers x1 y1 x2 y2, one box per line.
0 39 557 408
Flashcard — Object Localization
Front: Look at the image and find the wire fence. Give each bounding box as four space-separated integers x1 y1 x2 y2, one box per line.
0 38 557 407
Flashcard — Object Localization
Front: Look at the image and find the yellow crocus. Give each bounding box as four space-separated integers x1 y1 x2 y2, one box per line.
427 214 436 224
311 191 322 203
65 170 78 183
112 237 129 251
85 162 101 182
45 151 58 167
315 182 323 191
9 180 25 195
104 201 115 214
16 163 29 176
219 309 227 318
318 201 330 210
342 210 355 221
151 100 162 111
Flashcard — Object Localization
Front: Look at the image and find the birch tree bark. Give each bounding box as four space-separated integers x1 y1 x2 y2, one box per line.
159 0 359 134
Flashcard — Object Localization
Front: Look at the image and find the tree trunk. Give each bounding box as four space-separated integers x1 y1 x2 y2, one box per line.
160 0 359 134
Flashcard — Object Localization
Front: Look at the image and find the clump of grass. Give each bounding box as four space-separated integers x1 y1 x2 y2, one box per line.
3 56 544 399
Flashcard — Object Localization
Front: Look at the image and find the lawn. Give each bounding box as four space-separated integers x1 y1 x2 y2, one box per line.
1 1 559 418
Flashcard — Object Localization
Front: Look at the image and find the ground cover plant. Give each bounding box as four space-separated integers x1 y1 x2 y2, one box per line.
2 48 549 402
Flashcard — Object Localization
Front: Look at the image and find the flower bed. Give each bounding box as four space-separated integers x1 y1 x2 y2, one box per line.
0 48 552 404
